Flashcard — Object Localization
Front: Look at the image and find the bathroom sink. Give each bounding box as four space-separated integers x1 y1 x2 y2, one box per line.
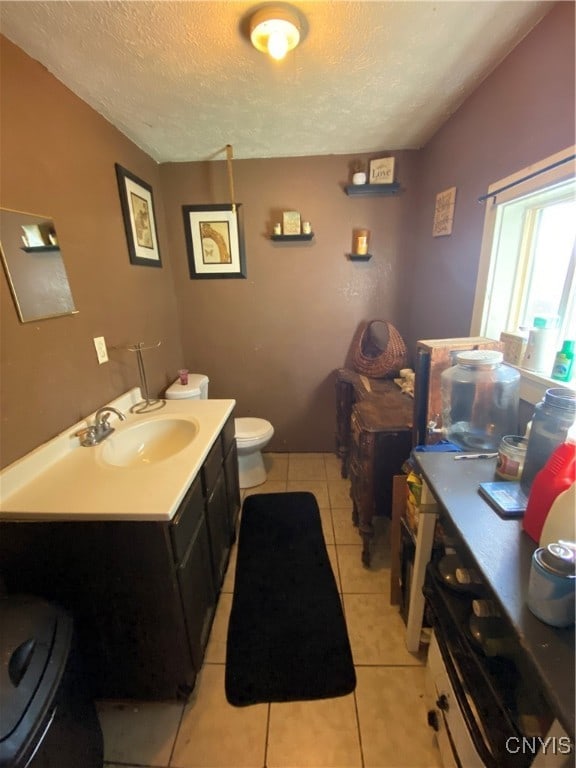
99 418 198 468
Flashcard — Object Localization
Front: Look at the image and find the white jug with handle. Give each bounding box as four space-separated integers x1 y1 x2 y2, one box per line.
539 482 576 547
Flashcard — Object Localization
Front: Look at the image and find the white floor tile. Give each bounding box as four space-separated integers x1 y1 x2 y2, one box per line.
204 592 232 664
355 666 442 768
337 544 390 594
286 480 330 507
267 694 361 768
171 666 268 768
97 699 183 766
343 593 424 666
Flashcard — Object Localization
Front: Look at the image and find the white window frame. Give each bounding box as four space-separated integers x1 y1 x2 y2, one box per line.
471 146 576 405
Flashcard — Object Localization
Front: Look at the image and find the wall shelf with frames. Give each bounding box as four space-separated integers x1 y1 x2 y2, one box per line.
271 233 314 242
344 182 401 197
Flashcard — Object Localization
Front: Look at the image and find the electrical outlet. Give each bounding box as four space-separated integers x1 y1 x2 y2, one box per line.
93 336 109 364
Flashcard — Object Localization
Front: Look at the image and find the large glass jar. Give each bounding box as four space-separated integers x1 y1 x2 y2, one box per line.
441 350 520 451
520 388 576 494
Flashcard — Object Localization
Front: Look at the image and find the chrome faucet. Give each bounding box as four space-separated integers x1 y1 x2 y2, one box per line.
77 406 126 446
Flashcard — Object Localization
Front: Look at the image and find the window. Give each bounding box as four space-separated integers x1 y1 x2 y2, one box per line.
471 147 576 404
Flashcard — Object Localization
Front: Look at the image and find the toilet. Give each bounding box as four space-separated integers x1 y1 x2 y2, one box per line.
165 374 274 489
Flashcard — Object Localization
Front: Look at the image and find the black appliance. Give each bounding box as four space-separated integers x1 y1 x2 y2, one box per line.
0 594 103 768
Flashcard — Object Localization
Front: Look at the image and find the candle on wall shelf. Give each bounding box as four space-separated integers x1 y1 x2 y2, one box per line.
352 228 370 255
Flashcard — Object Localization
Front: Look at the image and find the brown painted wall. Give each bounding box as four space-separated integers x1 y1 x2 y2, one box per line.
0 38 183 467
159 155 417 452
1 2 573 466
399 1 576 356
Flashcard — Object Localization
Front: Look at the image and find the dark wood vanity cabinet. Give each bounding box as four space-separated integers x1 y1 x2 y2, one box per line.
0 413 240 700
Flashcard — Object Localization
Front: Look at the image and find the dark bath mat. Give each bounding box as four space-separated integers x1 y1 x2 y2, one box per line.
225 492 356 706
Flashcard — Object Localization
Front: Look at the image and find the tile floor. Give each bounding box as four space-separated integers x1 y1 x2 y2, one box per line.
97 453 441 768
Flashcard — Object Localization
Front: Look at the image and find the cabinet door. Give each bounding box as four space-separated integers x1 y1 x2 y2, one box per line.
202 438 223 497
177 514 216 671
221 413 236 456
205 471 231 589
223 442 241 540
170 475 204 563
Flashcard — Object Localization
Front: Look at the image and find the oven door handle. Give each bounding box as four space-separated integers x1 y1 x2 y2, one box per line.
431 611 500 768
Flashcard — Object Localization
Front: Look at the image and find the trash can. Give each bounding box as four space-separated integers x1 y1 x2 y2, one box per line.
0 594 103 768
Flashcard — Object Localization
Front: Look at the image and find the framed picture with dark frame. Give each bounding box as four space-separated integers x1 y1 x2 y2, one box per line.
115 164 162 267
182 203 246 279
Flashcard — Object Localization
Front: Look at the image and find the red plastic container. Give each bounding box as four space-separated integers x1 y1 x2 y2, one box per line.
523 439 576 543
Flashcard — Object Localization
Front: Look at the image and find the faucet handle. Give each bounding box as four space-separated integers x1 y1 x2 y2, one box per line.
94 406 126 426
75 426 98 446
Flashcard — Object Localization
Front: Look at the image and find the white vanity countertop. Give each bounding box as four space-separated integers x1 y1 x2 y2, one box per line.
0 388 236 521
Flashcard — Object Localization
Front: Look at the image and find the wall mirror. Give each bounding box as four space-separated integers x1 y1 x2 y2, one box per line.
0 208 77 322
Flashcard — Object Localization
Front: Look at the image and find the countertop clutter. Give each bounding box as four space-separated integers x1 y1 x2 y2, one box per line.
414 451 575 742
0 387 236 520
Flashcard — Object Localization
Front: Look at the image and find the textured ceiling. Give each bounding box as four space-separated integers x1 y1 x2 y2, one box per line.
0 1 551 162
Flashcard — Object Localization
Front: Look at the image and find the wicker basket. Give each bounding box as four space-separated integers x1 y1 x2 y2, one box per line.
351 320 408 378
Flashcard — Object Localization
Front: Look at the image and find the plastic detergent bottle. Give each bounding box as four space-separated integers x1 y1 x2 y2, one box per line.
523 425 576 543
551 340 575 383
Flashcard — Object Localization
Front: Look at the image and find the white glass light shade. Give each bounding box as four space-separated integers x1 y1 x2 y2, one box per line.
249 7 300 60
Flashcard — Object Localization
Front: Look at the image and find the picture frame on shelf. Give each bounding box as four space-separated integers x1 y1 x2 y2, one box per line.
369 157 395 185
282 210 301 235
115 164 162 267
182 203 246 279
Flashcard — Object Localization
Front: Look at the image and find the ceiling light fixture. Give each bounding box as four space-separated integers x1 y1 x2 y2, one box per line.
249 4 301 61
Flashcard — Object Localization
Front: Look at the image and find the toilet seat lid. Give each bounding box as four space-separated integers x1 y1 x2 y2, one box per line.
165 374 208 399
235 417 273 440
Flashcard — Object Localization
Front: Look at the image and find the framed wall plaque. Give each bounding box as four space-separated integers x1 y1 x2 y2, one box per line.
115 164 162 267
182 203 246 279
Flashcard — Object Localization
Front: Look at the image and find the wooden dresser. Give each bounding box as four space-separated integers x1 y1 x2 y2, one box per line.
335 369 413 566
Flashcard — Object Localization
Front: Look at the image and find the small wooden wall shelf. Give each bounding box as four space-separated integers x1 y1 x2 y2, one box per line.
21 245 60 253
271 233 314 242
348 253 372 261
344 182 401 197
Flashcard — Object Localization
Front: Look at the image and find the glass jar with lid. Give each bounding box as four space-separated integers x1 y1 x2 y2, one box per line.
441 350 520 451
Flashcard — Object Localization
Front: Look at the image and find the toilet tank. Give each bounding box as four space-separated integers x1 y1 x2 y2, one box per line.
165 374 209 400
